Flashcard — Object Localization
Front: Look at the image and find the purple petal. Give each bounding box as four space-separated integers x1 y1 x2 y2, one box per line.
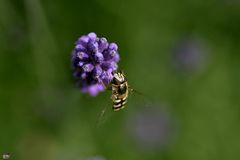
77 52 89 59
113 53 120 62
88 41 98 52
83 63 94 72
102 49 117 60
98 38 109 52
94 52 104 63
101 61 117 71
101 62 110 70
101 70 113 84
109 50 116 57
88 32 97 41
75 44 85 51
93 65 103 78
78 35 89 44
108 61 118 71
109 43 118 50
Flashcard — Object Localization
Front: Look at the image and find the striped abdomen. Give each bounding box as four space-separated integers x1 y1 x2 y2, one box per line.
111 81 129 111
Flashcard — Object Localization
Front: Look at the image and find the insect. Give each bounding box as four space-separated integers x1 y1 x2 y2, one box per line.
111 71 130 111
96 71 130 126
96 70 149 127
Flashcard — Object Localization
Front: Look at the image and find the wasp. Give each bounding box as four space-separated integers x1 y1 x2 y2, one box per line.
111 71 130 111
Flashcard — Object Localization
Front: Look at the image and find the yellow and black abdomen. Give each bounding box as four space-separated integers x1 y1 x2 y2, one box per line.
111 81 129 111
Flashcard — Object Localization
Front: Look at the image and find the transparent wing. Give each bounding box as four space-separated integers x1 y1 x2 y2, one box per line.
128 86 154 108
95 94 113 128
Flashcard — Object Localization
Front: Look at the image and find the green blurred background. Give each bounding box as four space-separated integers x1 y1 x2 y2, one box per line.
0 0 240 160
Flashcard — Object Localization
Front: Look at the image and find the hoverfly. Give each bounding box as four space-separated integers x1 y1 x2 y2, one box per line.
110 71 148 111
111 71 130 111
96 70 150 127
96 70 131 126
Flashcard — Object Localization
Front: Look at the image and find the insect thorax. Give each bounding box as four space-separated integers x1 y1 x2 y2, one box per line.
112 72 128 97
112 72 125 84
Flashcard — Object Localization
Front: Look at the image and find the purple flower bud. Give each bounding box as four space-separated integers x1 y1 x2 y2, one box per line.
109 50 116 57
93 65 102 78
98 38 109 52
101 61 117 71
111 62 118 71
102 48 117 61
83 63 94 72
113 53 120 62
75 44 85 51
101 70 113 84
101 62 111 70
94 52 104 63
77 52 89 59
109 43 118 50
78 35 89 44
106 62 117 71
88 41 98 52
88 32 97 41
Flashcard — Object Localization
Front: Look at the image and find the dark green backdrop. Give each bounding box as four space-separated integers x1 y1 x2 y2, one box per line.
0 0 240 160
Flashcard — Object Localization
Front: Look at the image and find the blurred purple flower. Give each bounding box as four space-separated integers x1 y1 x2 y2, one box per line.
71 32 120 96
173 37 207 73
126 106 176 150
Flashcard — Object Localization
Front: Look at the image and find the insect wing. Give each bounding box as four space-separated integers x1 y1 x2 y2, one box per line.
96 101 113 128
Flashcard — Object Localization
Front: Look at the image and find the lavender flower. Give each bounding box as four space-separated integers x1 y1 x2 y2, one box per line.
71 32 120 96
